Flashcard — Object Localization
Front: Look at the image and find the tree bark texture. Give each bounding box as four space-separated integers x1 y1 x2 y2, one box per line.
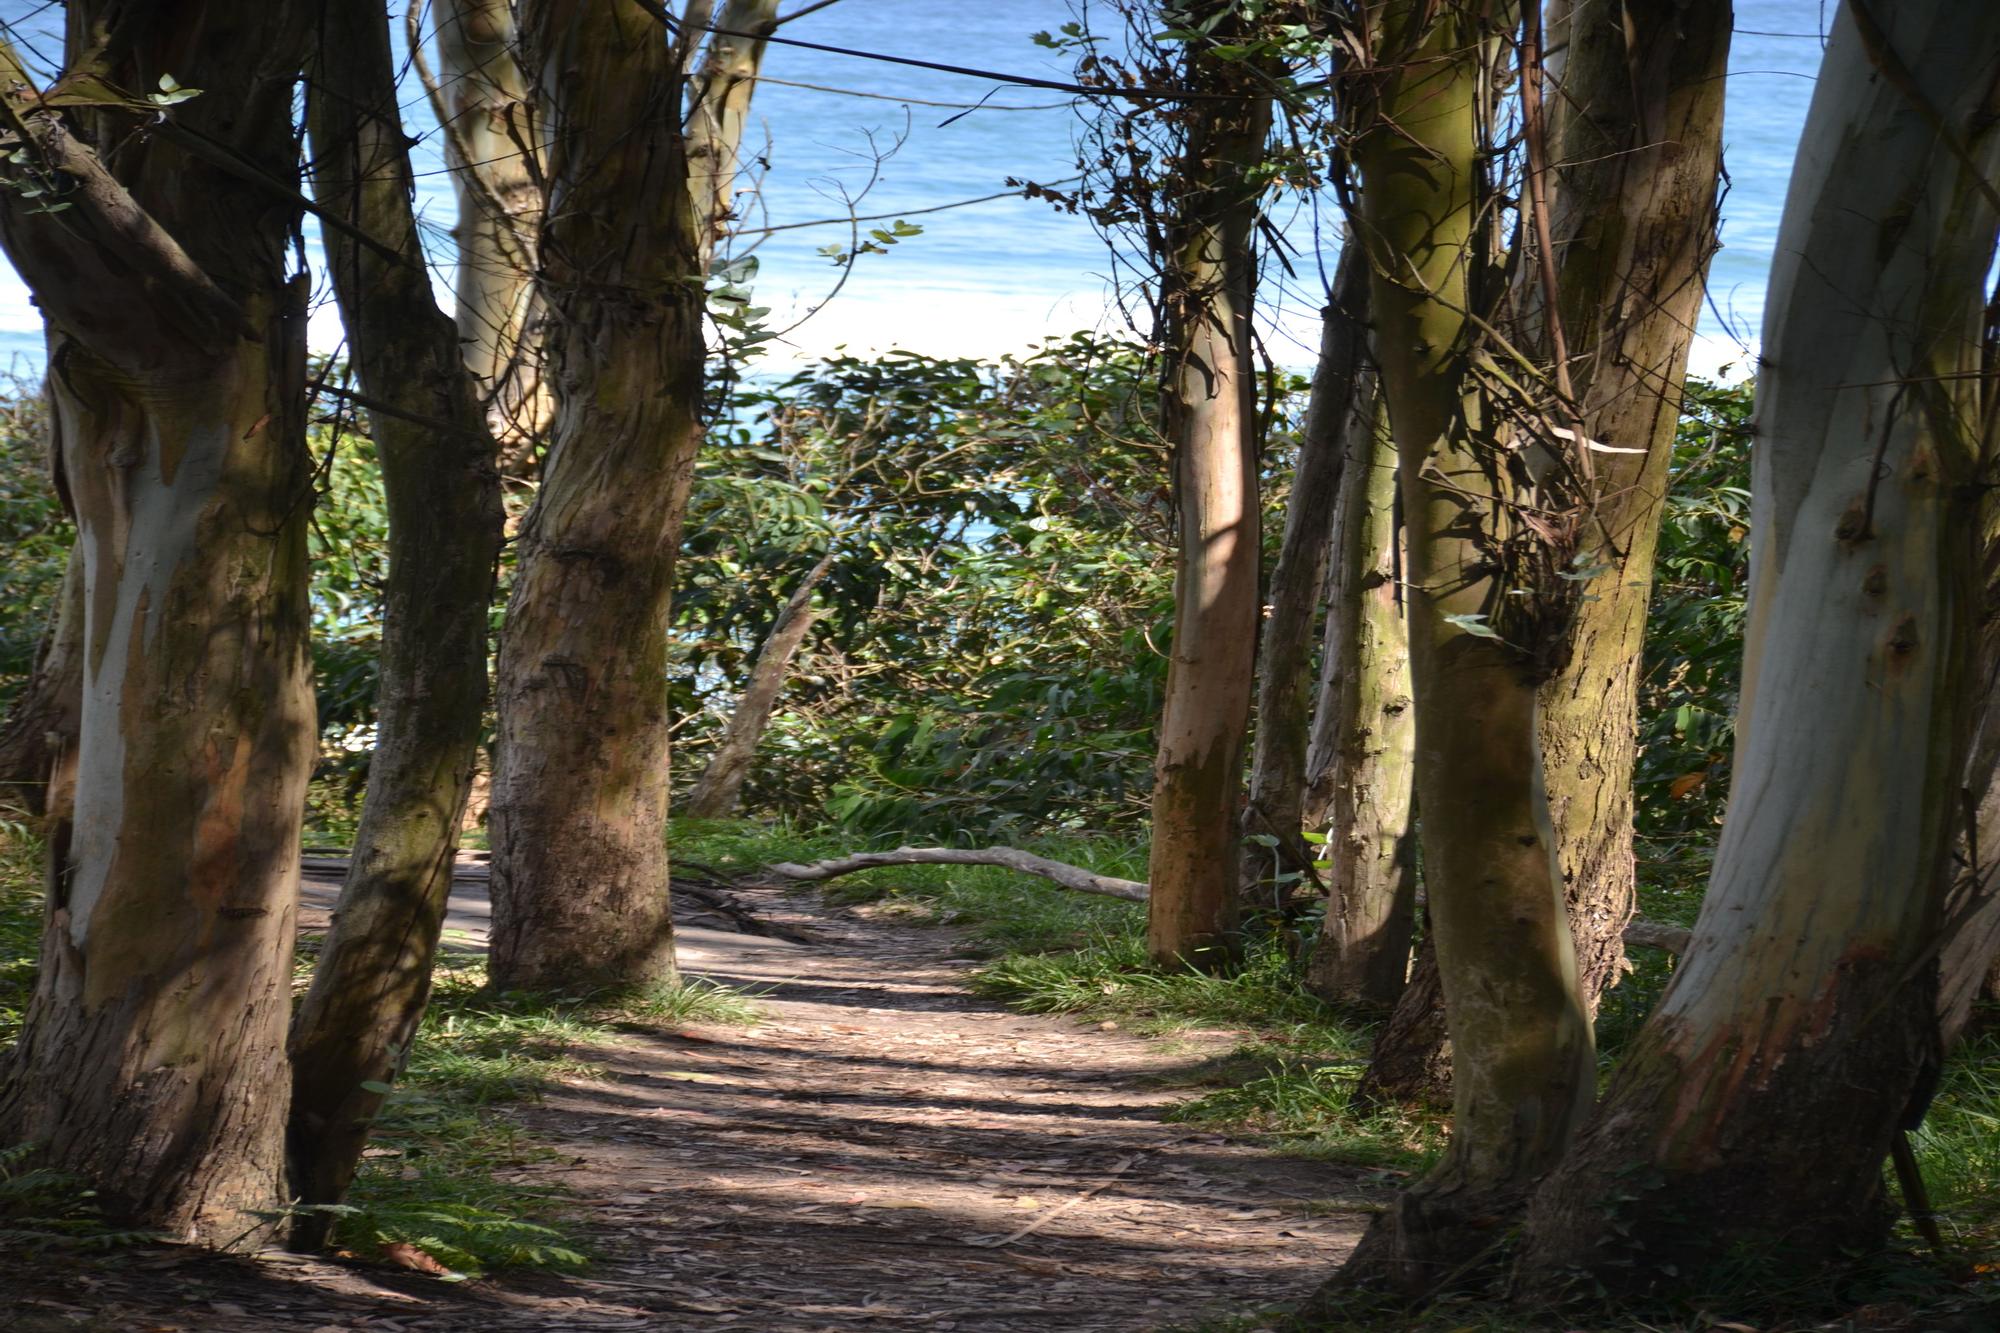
1328 0 1594 1292
288 0 507 1237
686 0 780 274
1302 391 1417 1011
432 0 547 462
1516 0 2000 1285
683 547 833 819
0 539 82 819
0 3 314 1249
1145 15 1273 970
488 1 708 993
1241 249 1364 916
1531 0 1732 1014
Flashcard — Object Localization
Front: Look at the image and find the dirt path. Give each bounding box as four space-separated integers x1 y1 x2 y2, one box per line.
6 878 1369 1332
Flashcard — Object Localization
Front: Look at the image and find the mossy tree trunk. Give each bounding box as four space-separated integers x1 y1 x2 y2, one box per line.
487 1 708 993
287 0 507 1241
1531 0 1732 1014
1145 11 1274 970
1352 0 1733 1107
1303 389 1417 1010
0 3 314 1249
1316 0 1594 1294
1242 249 1364 917
1516 0 2000 1286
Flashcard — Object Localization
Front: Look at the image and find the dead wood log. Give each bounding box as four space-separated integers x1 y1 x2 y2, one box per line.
764 847 1149 903
762 846 1694 955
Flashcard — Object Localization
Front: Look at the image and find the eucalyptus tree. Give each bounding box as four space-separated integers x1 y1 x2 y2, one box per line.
486 0 780 991
1516 0 2000 1284
288 0 506 1235
1135 3 1276 968
424 0 546 460
1319 0 1596 1286
1241 250 1365 919
0 1 315 1247
1343 0 1732 1108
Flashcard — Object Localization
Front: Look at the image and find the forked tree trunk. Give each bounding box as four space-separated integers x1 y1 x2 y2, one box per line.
488 1 709 993
0 5 314 1249
1531 0 1732 1013
432 0 547 461
1516 1 2000 1286
1241 250 1364 915
287 0 506 1241
1145 13 1273 970
1303 392 1418 1010
1316 0 1593 1294
1350 0 1733 1107
0 540 81 818
683 547 834 819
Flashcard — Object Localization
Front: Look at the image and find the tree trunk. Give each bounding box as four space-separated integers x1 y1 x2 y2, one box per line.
1304 390 1418 1010
1516 0 2000 1286
287 0 506 1242
1241 250 1364 917
1145 14 1273 971
1345 0 1733 1106
1531 0 1732 1014
487 1 709 993
0 539 81 819
1321 0 1594 1293
686 0 780 273
683 547 833 819
432 0 547 464
0 4 314 1249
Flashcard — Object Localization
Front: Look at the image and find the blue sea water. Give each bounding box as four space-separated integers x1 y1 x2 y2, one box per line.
0 1 1828 376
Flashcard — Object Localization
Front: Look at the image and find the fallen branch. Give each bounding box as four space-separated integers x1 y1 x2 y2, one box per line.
761 845 1692 952
764 846 1148 903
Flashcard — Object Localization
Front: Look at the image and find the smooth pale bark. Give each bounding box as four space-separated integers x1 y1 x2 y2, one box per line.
1241 250 1364 913
0 5 313 1249
1145 14 1273 970
684 548 834 819
488 1 707 992
1532 0 1732 1012
1322 0 1593 1293
0 539 81 819
1517 0 2000 1283
433 0 546 460
288 0 506 1240
1304 394 1417 1009
686 0 780 273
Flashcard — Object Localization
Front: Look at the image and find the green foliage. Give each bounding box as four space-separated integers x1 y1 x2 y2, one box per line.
673 336 1182 838
0 818 40 1051
0 382 64 715
0 1142 153 1252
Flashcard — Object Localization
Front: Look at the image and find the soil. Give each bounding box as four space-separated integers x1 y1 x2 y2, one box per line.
1 874 1372 1332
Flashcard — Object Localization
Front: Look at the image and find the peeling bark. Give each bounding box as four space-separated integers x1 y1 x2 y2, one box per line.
1145 11 1273 970
0 2 315 1248
1303 389 1417 1010
1532 0 1732 1015
287 0 506 1243
1516 0 2000 1285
